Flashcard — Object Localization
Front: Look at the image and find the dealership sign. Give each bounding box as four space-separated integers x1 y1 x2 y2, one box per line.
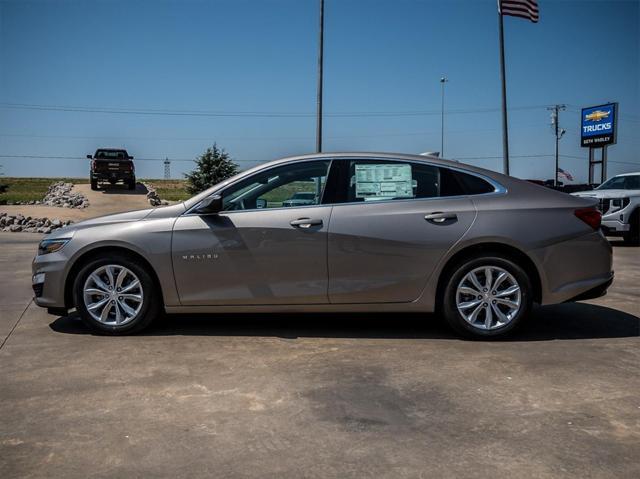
581 103 617 147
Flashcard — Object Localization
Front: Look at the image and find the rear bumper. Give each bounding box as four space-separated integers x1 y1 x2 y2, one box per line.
564 276 613 302
91 172 134 181
530 231 613 305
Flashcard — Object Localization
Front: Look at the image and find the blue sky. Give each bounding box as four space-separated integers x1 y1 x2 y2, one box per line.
0 0 638 181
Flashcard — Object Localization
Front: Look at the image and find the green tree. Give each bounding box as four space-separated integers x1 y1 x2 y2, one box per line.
184 144 239 195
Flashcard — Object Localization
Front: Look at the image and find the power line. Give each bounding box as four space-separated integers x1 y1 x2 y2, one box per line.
0 102 550 119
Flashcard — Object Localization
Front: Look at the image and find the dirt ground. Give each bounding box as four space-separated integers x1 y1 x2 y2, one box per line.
0 183 158 221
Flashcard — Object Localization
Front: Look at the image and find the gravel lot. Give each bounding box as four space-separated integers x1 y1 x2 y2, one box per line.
0 233 638 478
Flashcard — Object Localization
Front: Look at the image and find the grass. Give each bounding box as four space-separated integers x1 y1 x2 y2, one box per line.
0 177 88 205
142 179 191 202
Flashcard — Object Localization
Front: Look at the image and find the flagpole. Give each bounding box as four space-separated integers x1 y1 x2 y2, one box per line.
498 9 510 175
316 0 324 153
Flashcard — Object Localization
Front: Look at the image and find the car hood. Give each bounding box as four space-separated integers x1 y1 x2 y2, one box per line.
572 189 640 199
46 208 155 239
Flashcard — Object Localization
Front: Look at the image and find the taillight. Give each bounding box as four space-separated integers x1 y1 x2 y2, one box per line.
575 207 601 230
91 160 96 170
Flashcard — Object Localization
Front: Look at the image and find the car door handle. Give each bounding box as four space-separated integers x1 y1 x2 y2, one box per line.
290 218 323 228
424 212 457 223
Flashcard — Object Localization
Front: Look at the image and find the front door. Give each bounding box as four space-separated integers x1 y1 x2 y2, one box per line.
172 160 332 306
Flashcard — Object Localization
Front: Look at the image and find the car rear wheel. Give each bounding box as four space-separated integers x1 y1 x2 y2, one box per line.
442 256 533 339
90 178 98 190
128 178 136 190
73 254 159 334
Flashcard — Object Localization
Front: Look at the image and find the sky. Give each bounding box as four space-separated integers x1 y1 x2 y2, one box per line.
0 0 638 182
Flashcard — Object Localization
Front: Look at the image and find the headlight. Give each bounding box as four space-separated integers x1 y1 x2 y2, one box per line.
611 198 630 209
38 238 71 255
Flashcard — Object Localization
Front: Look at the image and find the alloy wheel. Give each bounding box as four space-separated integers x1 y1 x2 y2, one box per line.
455 266 521 331
83 264 144 326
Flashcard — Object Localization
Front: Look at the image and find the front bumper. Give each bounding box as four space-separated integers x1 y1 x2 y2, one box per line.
32 251 70 310
601 218 630 234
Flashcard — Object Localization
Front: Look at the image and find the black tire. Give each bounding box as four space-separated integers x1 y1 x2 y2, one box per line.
128 178 136 190
90 178 98 190
441 255 533 339
72 253 160 335
622 209 640 246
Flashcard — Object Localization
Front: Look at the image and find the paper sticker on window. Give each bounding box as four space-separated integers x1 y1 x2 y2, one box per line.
355 164 413 199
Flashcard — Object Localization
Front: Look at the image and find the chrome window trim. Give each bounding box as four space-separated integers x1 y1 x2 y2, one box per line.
183 156 507 216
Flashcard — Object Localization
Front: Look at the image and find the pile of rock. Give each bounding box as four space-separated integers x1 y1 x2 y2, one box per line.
5 181 89 208
41 182 89 209
144 184 169 207
0 212 72 233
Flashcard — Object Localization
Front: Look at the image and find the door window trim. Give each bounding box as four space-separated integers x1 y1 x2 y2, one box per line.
184 158 334 216
183 156 507 215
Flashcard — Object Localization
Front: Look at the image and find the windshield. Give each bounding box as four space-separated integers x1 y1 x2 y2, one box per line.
597 175 640 190
95 150 128 160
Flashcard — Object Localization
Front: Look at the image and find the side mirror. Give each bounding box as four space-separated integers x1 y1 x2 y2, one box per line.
256 198 267 209
86 155 92 159
128 156 134 160
196 194 223 215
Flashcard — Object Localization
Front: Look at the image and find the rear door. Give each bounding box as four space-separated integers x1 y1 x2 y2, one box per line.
327 158 476 304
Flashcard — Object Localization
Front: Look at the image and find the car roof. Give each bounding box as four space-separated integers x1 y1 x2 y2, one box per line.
614 171 640 177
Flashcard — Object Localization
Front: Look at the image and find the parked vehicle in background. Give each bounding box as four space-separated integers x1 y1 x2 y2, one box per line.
282 192 317 207
32 153 613 339
572 172 640 245
87 149 136 191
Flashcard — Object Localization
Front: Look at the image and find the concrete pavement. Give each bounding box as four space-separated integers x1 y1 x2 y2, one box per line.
1 233 638 478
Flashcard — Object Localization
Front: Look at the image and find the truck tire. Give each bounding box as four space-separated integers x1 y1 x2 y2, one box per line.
622 209 640 246
90 178 98 190
128 178 136 190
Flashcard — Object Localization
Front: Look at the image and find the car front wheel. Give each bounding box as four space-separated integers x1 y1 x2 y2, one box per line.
442 256 533 339
73 254 159 334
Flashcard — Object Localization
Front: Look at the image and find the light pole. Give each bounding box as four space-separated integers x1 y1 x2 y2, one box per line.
440 76 448 158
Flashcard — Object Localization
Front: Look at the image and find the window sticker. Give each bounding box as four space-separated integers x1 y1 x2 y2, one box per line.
355 164 413 199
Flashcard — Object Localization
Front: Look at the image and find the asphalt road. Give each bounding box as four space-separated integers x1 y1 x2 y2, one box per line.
1 233 638 478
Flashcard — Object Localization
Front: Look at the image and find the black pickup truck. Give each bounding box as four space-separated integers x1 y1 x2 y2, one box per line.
87 149 136 190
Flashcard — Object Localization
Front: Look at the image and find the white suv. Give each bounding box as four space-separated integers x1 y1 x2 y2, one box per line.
572 172 640 246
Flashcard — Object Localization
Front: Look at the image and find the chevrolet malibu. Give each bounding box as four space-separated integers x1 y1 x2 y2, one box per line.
32 153 613 338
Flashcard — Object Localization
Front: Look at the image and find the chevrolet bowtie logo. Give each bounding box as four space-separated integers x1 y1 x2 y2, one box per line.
585 110 610 122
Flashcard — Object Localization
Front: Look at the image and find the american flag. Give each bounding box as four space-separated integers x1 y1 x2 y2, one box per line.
557 168 574 182
499 0 540 23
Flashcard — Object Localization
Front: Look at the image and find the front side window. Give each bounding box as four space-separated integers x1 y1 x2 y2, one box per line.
222 160 330 211
341 160 494 203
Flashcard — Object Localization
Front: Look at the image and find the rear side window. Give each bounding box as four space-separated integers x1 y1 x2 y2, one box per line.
336 160 495 203
451 170 496 195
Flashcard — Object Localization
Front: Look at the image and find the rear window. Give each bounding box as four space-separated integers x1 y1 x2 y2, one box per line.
95 150 128 160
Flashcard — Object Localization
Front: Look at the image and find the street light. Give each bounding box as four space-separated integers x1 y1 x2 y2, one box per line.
440 76 448 158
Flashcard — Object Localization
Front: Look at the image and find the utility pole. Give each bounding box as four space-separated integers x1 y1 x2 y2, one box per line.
440 76 448 158
315 0 324 153
548 104 566 186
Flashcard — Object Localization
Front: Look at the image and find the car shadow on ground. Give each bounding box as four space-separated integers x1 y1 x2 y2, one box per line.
98 183 148 195
49 302 639 341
